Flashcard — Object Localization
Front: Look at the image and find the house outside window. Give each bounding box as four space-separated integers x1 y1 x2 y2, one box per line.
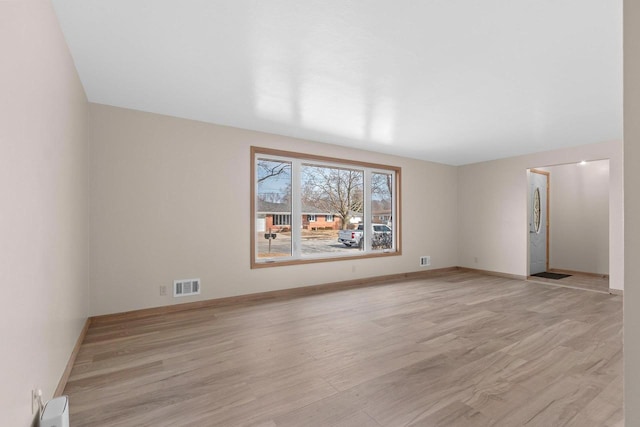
273 214 291 226
252 147 400 267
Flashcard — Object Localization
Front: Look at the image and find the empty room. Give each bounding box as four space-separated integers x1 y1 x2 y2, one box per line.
3 1 640 426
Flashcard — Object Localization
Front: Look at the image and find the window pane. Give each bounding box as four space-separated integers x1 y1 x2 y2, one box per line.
371 172 393 250
252 147 400 267
301 164 364 255
256 159 292 259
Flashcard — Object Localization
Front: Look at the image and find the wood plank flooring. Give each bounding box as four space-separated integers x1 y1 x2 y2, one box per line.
527 270 610 294
64 270 623 426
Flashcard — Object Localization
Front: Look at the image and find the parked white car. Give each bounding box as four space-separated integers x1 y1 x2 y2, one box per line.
338 224 392 248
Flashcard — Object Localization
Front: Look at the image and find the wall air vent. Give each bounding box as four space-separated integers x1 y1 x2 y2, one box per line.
173 278 201 297
420 256 431 267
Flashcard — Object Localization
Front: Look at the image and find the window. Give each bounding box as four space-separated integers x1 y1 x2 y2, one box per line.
252 147 401 267
371 172 393 250
273 214 291 226
255 158 292 258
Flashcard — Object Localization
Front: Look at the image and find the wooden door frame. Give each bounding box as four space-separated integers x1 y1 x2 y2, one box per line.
530 169 550 271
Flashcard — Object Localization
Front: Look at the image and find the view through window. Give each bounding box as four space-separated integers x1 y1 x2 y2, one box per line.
252 148 400 266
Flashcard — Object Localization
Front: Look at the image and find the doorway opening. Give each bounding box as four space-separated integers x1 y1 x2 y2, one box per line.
527 160 610 293
529 169 549 275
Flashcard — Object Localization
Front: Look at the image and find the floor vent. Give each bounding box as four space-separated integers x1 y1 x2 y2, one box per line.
420 256 431 267
174 278 201 297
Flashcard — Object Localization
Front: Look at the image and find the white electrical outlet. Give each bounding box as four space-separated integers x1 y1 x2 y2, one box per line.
159 285 167 296
420 256 431 267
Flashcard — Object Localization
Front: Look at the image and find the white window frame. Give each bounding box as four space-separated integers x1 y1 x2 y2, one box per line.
251 147 401 268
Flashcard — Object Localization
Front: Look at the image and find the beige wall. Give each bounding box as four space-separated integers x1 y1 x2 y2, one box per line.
457 140 623 290
625 0 640 423
0 1 88 426
0 2 629 423
543 160 610 275
88 103 459 316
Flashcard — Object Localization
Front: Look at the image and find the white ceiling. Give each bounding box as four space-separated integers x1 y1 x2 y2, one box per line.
52 0 622 165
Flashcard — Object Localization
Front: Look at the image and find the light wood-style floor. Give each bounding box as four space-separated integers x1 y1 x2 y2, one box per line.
64 270 623 426
527 270 610 294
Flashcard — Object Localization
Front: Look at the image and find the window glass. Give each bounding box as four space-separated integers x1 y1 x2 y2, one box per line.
371 172 394 250
252 148 399 267
256 158 292 259
300 164 364 257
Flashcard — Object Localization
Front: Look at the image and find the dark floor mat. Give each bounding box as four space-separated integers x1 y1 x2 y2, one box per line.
531 272 572 280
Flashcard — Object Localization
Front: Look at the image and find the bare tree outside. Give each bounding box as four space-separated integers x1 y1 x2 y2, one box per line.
256 159 292 258
254 150 398 263
302 165 364 229
371 172 393 249
372 172 393 198
257 160 290 183
256 159 291 204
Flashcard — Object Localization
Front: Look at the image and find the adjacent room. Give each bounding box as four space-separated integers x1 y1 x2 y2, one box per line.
4 1 640 426
526 160 611 292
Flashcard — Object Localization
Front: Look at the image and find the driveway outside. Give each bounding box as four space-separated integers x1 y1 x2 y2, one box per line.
257 230 360 257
